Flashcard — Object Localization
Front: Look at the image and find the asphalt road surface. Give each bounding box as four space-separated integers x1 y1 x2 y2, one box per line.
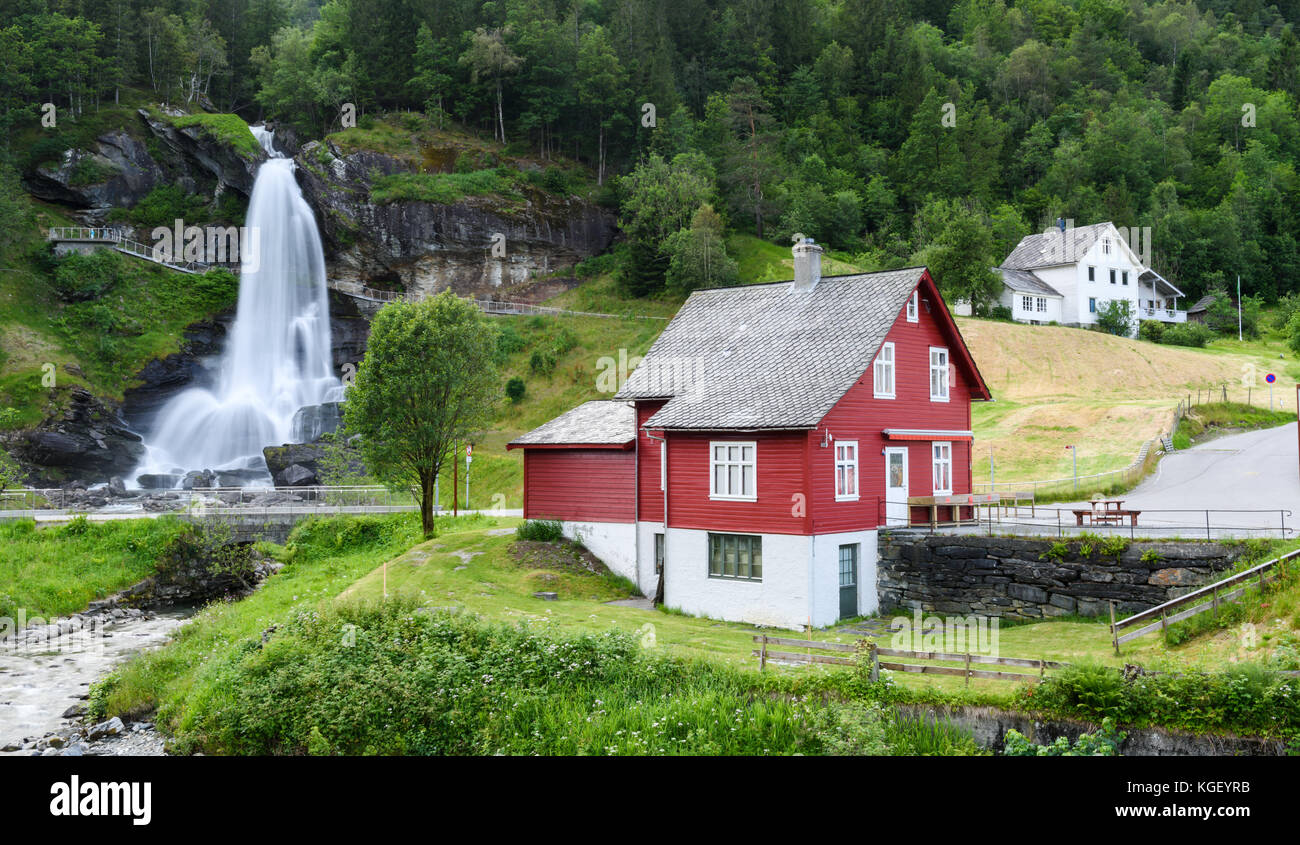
1099 422 1300 533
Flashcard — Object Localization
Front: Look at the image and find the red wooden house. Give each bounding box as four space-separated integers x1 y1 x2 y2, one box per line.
509 241 991 628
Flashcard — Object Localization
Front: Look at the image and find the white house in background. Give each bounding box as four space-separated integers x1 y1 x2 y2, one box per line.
978 221 1186 333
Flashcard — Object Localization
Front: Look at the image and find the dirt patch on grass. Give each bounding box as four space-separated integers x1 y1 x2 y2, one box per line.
509 540 611 576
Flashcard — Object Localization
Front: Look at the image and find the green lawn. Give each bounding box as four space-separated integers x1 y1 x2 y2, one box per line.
0 517 189 620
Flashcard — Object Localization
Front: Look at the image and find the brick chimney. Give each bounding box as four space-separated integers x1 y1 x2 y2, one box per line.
792 237 823 293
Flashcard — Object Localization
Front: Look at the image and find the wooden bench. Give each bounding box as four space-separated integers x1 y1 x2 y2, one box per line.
908 493 996 528
1072 508 1140 526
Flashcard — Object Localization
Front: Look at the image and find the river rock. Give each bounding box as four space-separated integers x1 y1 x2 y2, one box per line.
107 476 127 497
138 474 180 489
86 717 125 741
10 387 145 486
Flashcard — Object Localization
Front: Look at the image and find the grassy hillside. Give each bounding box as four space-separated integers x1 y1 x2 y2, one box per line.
959 317 1300 485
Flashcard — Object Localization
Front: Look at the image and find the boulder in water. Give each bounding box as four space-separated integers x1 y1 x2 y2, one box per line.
138 473 179 489
290 402 343 443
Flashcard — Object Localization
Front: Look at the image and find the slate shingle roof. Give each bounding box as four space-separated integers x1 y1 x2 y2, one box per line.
509 400 634 446
998 267 1062 297
614 269 926 430
1001 222 1113 270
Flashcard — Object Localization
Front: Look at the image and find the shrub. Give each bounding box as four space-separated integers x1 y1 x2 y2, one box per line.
51 250 123 301
1161 322 1213 348
1095 299 1135 336
1039 541 1070 562
516 519 565 542
1137 319 1164 342
988 304 1014 322
495 322 528 358
529 349 556 376
505 377 525 403
1003 718 1126 756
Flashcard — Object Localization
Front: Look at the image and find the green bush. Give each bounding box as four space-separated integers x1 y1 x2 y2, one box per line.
1137 319 1164 342
516 519 564 542
988 304 1014 321
51 250 123 301
505 377 525 403
1003 717 1126 756
529 348 556 376
1160 322 1214 348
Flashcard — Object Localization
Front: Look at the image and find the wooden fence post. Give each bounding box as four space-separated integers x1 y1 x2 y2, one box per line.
869 642 879 683
1110 601 1120 656
759 635 767 671
964 651 972 687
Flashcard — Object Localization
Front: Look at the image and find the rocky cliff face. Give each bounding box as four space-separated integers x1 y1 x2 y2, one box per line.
6 386 145 486
294 140 618 297
22 108 262 225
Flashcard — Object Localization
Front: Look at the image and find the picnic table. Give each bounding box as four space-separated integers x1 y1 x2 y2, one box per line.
1072 499 1140 526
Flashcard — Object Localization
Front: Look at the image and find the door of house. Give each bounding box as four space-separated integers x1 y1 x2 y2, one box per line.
884 447 909 525
838 544 858 619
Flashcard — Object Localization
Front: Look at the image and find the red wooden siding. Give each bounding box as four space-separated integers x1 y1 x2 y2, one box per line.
523 449 635 523
662 430 810 535
636 400 667 522
808 275 977 533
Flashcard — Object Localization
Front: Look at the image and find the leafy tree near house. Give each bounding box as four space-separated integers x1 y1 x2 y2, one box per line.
1095 298 1135 337
664 204 739 294
342 292 499 537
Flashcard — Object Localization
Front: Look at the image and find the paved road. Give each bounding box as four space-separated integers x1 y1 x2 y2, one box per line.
1115 423 1300 531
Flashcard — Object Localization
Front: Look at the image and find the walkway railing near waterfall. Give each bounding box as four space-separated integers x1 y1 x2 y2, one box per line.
47 227 211 275
0 484 420 516
327 279 669 320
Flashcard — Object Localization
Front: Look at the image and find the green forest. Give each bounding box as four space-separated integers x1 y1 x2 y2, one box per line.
3 0 1300 307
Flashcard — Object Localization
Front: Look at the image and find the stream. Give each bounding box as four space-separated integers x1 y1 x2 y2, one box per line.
0 608 195 755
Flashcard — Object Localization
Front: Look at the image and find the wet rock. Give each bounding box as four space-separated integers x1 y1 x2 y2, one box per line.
138 474 180 490
61 704 87 719
279 463 316 487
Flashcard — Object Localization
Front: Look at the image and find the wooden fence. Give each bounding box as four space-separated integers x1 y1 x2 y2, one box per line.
752 635 1065 685
1109 548 1300 654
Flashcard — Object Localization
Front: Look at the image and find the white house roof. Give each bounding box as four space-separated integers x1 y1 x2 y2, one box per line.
508 400 634 447
1138 268 1185 298
997 267 1063 297
614 268 989 431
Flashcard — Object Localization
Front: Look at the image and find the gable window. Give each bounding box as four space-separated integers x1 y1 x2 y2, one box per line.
929 347 950 402
1089 297 1097 313
1109 269 1116 284
708 533 762 581
1036 297 1047 313
906 290 919 322
873 342 895 399
835 441 859 501
932 442 953 495
1087 265 1095 282
1102 237 1112 255
710 441 756 500
1021 294 1033 311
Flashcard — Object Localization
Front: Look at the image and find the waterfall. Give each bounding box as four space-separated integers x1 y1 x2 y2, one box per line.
130 126 343 486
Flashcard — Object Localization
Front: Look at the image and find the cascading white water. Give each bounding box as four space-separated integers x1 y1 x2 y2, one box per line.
131 126 344 485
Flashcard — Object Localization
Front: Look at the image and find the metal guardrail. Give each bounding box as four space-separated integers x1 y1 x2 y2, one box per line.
47 226 210 274
326 280 668 320
1109 548 1300 653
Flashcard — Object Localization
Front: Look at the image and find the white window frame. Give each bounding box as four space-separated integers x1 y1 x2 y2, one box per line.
1036 296 1047 313
1021 294 1033 312
929 346 950 403
834 440 859 501
932 441 953 495
709 441 757 501
873 342 895 399
906 290 919 322
1102 237 1112 255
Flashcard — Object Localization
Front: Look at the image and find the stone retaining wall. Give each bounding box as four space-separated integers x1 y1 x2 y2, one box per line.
877 533 1243 619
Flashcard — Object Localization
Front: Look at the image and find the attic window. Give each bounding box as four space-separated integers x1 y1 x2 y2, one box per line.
906 291 919 322
873 343 895 399
1102 238 1112 255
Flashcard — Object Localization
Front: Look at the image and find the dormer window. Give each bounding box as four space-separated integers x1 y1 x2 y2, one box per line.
906 291 919 322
